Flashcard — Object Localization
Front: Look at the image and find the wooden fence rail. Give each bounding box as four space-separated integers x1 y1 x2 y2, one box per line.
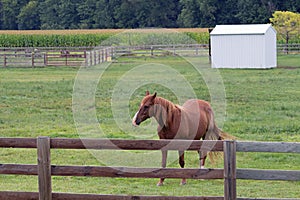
0 137 299 200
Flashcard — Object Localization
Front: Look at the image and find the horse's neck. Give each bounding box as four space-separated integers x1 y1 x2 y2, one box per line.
154 97 180 128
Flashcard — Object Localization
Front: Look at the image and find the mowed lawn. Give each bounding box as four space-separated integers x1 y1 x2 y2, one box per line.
0 55 299 198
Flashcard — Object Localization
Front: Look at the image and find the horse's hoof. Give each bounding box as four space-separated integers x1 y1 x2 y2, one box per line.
157 182 164 186
180 179 187 185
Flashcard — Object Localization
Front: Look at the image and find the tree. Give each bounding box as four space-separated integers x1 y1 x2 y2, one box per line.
17 0 40 29
39 0 63 29
93 0 119 28
114 0 139 28
1 0 19 29
1 0 300 30
144 0 180 28
235 0 271 24
77 0 97 29
270 11 300 53
177 0 201 27
57 0 81 29
215 0 239 24
199 0 218 27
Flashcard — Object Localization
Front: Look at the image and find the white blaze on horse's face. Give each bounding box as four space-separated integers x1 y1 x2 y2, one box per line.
132 111 139 127
132 92 156 126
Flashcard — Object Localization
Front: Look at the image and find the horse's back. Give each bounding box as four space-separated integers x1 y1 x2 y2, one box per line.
182 99 211 112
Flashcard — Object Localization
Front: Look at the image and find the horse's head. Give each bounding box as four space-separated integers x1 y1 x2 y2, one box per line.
132 91 156 126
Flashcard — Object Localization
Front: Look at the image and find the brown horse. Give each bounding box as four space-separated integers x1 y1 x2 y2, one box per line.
132 91 232 186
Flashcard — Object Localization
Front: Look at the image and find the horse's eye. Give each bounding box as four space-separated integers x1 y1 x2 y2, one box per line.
144 105 149 109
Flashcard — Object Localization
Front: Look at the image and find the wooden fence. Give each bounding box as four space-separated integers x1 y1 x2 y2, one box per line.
0 44 299 67
0 47 112 67
0 137 299 200
113 44 209 57
85 47 113 66
45 50 86 66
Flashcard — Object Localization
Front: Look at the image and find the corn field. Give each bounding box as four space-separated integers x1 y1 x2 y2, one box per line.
0 28 209 47
0 28 299 47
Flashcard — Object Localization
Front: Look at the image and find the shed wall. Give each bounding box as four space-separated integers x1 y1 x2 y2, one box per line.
264 28 277 68
211 34 266 68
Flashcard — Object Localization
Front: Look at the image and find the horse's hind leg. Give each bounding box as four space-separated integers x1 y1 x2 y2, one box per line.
198 150 207 169
179 151 187 185
157 150 167 186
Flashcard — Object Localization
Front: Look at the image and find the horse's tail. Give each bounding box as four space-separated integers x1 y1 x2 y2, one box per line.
219 129 235 140
204 110 235 164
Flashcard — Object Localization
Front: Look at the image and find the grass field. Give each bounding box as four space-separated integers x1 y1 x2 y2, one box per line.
0 55 300 198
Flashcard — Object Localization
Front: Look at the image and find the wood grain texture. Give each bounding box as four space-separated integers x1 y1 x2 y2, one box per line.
224 141 237 200
51 166 224 179
0 137 223 151
236 142 300 153
1 192 299 200
0 137 36 148
0 164 223 179
0 164 37 175
50 138 224 151
37 137 52 200
0 191 224 200
237 169 300 181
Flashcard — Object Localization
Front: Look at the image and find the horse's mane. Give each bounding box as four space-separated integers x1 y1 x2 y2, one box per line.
154 97 178 111
154 97 181 127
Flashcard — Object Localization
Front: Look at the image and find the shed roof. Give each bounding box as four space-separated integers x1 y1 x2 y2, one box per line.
210 24 276 35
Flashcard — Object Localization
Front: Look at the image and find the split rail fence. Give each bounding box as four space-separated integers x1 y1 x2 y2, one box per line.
0 137 299 200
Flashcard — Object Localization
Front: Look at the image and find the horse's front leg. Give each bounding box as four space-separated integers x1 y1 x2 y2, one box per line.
157 150 167 186
178 150 187 185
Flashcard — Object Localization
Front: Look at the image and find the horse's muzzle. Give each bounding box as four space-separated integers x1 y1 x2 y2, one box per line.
132 112 140 127
132 120 140 127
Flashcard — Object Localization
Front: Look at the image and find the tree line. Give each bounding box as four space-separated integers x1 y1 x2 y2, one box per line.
1 0 300 30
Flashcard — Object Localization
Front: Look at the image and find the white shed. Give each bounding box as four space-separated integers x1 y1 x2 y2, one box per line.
210 24 277 69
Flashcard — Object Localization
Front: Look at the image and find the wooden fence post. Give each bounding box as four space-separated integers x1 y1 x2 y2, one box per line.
44 53 47 66
224 140 237 200
173 45 176 55
85 51 89 67
37 136 52 200
31 52 35 68
105 49 108 61
102 49 104 62
110 47 114 59
151 46 153 56
97 50 101 64
90 51 93 65
4 54 7 67
65 54 68 66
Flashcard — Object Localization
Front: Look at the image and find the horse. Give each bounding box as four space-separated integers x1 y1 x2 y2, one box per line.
132 91 233 186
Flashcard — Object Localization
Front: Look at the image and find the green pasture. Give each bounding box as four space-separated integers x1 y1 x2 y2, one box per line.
0 55 300 198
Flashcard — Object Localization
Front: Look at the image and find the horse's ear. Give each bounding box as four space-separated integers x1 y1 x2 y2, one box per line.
146 91 150 96
152 92 157 99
